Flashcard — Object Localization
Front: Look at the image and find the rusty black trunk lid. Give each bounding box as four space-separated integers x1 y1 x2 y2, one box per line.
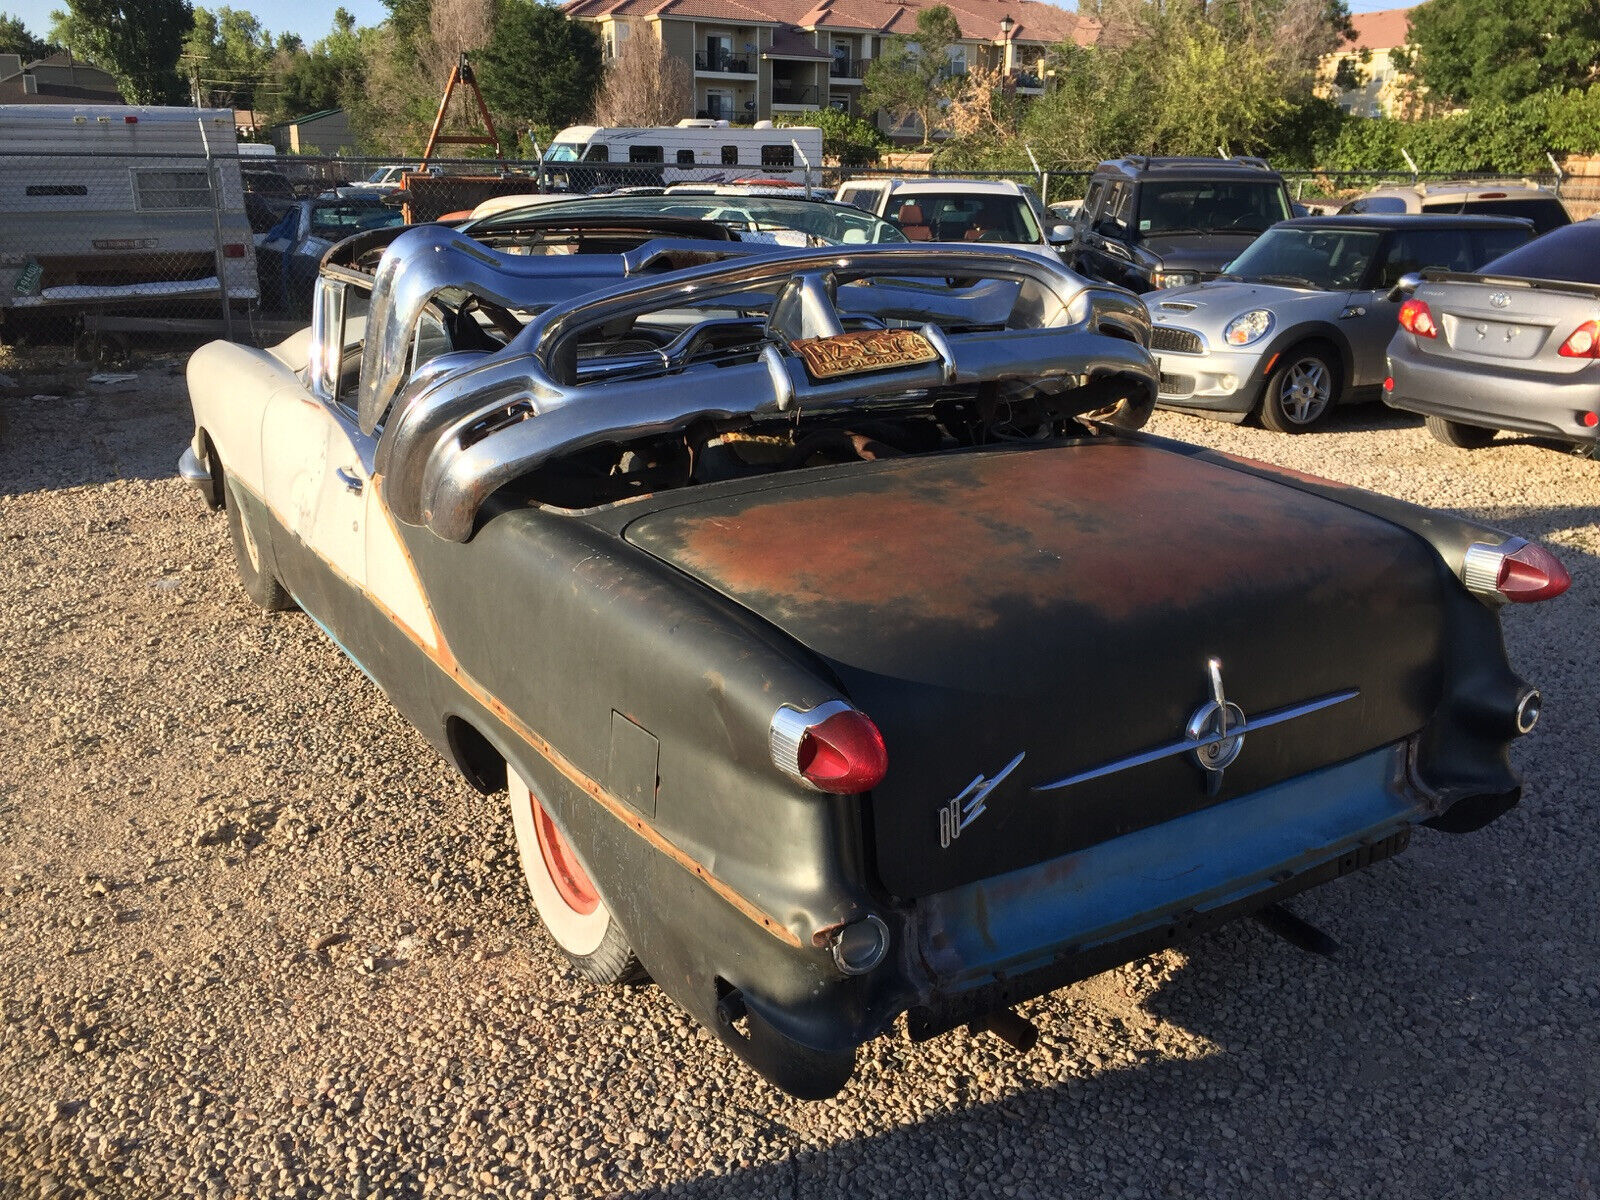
622 440 1445 898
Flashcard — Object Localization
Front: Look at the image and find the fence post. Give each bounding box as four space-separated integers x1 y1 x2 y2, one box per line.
792 139 813 199
197 118 235 341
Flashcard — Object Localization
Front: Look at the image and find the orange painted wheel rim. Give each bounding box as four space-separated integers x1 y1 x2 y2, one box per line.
532 799 600 916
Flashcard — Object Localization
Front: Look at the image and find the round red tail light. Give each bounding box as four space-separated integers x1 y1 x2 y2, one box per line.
1462 538 1571 605
770 702 888 794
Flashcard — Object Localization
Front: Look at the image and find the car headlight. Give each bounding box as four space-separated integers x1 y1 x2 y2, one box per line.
1224 309 1275 346
1153 269 1199 289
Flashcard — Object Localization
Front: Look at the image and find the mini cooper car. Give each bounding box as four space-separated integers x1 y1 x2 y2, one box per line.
180 220 1566 1099
1148 215 1533 431
1386 219 1600 454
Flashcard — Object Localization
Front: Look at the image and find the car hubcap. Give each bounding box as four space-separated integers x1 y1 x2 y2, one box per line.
1283 360 1331 423
532 799 600 916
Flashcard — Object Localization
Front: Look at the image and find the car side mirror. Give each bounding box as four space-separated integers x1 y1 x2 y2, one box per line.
1048 223 1074 245
1387 271 1422 303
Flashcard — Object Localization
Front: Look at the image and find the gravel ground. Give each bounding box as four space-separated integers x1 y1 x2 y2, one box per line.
2 363 1598 1200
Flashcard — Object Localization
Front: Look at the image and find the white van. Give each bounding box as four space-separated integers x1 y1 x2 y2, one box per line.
0 105 259 317
543 120 823 189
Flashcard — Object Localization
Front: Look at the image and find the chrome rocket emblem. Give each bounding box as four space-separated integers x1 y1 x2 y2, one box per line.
939 751 1024 848
1187 658 1245 795
1489 292 1511 309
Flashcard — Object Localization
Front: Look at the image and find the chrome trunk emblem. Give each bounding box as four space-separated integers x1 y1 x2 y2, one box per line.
938 751 1025 848
1032 662 1359 796
1186 658 1245 794
1489 292 1511 309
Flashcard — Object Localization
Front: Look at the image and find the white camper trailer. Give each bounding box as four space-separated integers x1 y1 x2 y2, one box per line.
0 105 259 320
542 120 823 190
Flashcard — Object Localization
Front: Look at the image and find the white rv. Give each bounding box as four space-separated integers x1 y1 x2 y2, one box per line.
543 120 823 189
0 105 259 318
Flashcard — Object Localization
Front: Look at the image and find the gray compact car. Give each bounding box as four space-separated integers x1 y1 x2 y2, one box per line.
1148 215 1533 431
1385 220 1600 454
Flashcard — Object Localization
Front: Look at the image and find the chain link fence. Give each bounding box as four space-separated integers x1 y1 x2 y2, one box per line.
2 145 1593 365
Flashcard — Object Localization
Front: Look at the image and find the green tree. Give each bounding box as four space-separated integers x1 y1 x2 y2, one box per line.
49 0 193 103
0 11 55 58
775 107 887 166
476 0 601 132
183 6 273 107
864 4 963 146
276 8 365 119
1400 0 1600 107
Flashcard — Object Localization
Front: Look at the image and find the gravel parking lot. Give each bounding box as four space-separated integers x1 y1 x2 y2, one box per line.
2 362 1598 1200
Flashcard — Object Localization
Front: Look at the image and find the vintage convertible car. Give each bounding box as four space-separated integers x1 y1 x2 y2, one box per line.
180 220 1566 1098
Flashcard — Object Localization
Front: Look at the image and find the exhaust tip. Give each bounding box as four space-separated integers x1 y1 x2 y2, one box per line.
1515 688 1542 735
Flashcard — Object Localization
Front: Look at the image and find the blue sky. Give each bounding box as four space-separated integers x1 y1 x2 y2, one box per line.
6 0 1413 53
4 0 391 47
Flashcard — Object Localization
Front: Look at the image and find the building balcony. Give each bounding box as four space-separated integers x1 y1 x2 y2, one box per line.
772 81 822 107
695 51 755 74
829 58 868 80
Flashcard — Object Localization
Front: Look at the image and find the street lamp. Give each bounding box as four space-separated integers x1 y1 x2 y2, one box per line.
999 14 1014 37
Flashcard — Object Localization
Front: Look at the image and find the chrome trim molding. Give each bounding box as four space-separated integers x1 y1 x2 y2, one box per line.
831 914 890 976
178 445 211 492
1515 688 1541 735
364 241 1157 541
1462 537 1526 604
769 700 854 790
1034 687 1360 793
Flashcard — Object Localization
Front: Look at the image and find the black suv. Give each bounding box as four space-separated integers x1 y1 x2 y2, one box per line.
1067 156 1295 293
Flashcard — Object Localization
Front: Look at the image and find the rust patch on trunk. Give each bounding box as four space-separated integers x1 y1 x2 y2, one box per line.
627 443 1404 633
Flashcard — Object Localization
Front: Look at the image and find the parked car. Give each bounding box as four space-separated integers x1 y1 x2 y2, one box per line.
180 223 1564 1099
1385 218 1600 453
1340 181 1571 235
242 168 297 235
466 192 910 248
1148 214 1534 431
256 193 406 312
834 178 1071 257
1067 156 1295 292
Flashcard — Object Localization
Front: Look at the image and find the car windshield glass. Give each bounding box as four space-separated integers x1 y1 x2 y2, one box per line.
543 143 584 163
1223 227 1382 289
364 169 394 184
893 193 1041 243
1476 222 1600 285
1137 182 1291 236
310 203 406 240
473 195 907 245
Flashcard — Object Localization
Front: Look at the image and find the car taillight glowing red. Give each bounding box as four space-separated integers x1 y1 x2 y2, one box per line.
798 710 887 793
1462 538 1571 605
1558 320 1600 358
770 701 887 794
1398 298 1437 339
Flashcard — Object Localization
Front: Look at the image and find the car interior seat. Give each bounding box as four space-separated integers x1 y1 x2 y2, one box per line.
896 203 933 241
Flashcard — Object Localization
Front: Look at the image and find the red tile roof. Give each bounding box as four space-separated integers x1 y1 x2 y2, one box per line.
565 0 1098 45
1343 7 1413 51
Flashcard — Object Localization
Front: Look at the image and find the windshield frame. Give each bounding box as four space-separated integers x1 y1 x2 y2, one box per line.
471 194 909 246
1135 180 1292 239
888 191 1042 245
1219 225 1383 291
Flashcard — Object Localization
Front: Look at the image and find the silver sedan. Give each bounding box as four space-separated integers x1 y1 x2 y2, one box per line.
1148 215 1532 431
1385 220 1600 454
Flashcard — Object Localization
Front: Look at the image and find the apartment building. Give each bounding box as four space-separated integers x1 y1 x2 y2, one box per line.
1317 8 1418 119
563 0 1097 132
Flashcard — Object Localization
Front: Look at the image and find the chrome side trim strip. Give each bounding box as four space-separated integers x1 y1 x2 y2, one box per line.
1032 688 1360 793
